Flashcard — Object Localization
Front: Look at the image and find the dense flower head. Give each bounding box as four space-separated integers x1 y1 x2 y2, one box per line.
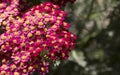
0 1 76 75
0 0 19 29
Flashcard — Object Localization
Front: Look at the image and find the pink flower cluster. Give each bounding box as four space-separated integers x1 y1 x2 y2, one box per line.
0 0 76 75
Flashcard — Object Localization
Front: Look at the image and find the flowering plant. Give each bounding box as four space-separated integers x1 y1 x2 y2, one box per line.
0 0 76 75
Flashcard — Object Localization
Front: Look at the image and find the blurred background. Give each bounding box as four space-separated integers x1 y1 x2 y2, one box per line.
40 0 120 75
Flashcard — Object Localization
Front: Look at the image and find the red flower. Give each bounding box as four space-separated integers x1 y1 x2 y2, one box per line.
0 1 76 75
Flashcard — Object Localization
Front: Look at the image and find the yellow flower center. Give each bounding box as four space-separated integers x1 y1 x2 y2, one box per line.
30 26 35 30
0 14 5 18
2 21 7 26
43 44 46 47
41 67 45 72
36 31 41 35
1 64 7 69
20 62 25 67
23 69 27 73
14 47 18 51
24 27 29 31
15 57 19 61
14 72 20 75
2 59 6 63
20 42 26 47
27 33 33 37
44 28 48 32
12 28 16 32
46 34 49 37
51 53 55 56
1 71 6 75
52 25 57 28
28 66 33 71
21 35 25 39
62 53 65 57
54 46 58 48
1 45 5 49
1 35 6 40
0 4 3 7
39 22 43 26
45 18 49 22
63 22 67 26
58 39 62 43
22 56 27 60
12 64 17 69
6 26 10 30
13 40 17 43
14 32 19 36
